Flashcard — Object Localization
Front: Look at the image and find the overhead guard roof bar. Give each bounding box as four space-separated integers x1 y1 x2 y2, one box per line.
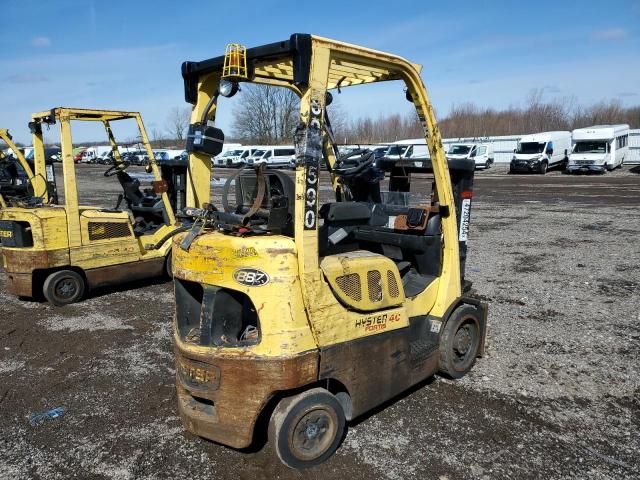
182 34 312 104
181 33 422 104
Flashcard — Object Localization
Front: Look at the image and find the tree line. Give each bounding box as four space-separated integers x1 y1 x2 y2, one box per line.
34 86 634 148
227 86 640 145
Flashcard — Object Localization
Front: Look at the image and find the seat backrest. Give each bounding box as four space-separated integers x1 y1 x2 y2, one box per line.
116 171 144 206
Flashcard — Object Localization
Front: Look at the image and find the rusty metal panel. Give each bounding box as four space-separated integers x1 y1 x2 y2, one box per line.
84 257 165 290
174 348 319 449
318 320 439 419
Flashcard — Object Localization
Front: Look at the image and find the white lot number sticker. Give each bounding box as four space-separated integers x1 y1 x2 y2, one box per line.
459 198 471 242
430 320 442 333
233 268 269 287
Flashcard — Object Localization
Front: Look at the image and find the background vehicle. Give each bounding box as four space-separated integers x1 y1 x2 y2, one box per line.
80 146 112 163
215 146 259 167
174 34 487 469
122 149 149 166
73 147 88 163
247 146 295 167
154 149 186 162
0 108 191 305
567 124 630 173
446 142 494 170
510 131 571 174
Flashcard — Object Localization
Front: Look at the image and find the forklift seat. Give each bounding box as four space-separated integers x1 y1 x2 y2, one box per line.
319 201 443 296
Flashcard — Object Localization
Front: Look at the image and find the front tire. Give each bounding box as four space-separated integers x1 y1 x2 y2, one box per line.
43 269 86 306
539 161 548 174
439 305 482 379
269 388 345 469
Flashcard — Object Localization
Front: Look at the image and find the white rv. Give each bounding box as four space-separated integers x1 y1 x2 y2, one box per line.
247 146 296 168
215 146 259 167
446 143 494 169
568 125 630 173
510 131 571 174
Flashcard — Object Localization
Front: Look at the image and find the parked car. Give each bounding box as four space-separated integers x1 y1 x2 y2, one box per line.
246 146 295 168
215 146 259 167
25 147 61 163
73 147 87 163
121 150 148 166
446 143 494 170
510 131 571 174
567 124 629 173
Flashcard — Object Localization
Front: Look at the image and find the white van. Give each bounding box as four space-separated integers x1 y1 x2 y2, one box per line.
81 146 112 163
510 131 571 174
247 146 296 168
215 146 259 167
394 139 430 168
446 143 494 169
568 124 630 173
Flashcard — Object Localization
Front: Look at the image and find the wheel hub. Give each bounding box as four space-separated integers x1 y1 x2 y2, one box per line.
292 409 334 459
56 279 76 298
454 327 471 355
305 422 319 439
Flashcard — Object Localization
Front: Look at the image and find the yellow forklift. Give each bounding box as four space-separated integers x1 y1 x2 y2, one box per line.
172 35 487 468
0 108 189 305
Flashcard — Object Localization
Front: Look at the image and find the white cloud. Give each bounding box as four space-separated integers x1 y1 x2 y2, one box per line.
592 28 628 40
31 36 52 47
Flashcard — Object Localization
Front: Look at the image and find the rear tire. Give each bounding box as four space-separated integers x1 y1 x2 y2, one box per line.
269 388 345 469
165 251 173 278
439 305 482 379
43 270 86 306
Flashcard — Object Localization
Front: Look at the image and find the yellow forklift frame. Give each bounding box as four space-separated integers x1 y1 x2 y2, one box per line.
0 128 41 209
0 108 182 305
173 34 487 468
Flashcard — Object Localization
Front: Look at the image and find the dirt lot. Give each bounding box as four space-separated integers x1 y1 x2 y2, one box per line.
1 164 639 479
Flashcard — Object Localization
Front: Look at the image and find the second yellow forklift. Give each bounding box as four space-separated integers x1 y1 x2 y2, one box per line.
0 108 195 305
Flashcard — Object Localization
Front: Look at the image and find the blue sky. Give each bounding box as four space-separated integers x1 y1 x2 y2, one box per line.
1 0 639 144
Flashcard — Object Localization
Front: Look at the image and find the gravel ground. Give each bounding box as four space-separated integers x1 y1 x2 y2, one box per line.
0 164 638 479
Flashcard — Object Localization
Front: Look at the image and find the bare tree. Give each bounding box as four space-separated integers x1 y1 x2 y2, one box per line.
165 106 191 142
232 85 299 144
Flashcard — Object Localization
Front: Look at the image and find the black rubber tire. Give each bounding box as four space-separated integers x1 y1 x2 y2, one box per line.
438 305 482 379
539 161 548 174
165 251 173 279
485 160 491 169
43 270 86 306
268 388 345 469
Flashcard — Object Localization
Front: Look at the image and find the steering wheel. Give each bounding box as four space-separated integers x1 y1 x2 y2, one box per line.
333 149 375 176
104 161 130 177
